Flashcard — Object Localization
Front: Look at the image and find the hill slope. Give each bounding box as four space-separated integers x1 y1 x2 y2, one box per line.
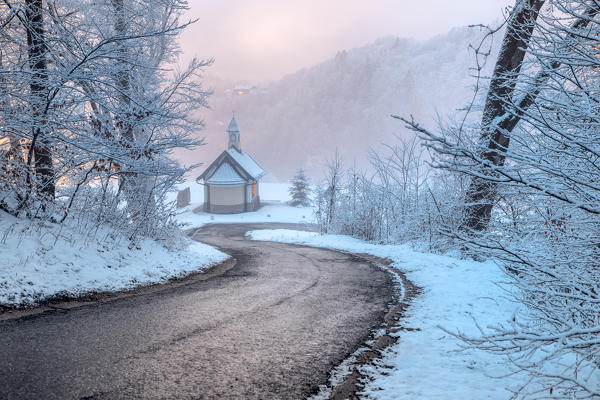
182 26 497 181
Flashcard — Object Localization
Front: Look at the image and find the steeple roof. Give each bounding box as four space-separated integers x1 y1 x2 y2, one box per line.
226 116 240 132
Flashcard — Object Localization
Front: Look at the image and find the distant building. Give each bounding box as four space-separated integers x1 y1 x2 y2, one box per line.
196 116 267 214
224 85 268 96
225 85 255 96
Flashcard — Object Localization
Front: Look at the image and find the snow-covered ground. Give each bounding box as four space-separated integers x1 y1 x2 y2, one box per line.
0 182 304 308
0 211 228 308
247 229 521 399
174 181 315 228
2 180 521 398
174 182 522 398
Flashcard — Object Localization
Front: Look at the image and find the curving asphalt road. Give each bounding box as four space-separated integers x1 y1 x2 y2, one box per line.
0 223 394 400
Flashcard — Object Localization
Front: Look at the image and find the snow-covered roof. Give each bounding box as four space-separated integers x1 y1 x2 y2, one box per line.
227 116 240 132
226 148 266 180
197 149 267 185
205 162 246 185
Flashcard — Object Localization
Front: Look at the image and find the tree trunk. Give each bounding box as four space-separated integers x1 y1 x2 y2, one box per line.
111 0 138 195
111 0 136 202
25 0 55 202
110 0 157 226
111 0 134 143
0 51 23 165
461 0 544 232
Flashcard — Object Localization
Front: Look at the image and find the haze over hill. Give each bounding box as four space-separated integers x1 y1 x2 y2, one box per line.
178 25 498 182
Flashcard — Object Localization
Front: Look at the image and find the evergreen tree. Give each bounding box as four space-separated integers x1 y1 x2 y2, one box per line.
288 168 311 207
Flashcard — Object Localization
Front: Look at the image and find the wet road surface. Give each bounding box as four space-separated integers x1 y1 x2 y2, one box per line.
0 223 394 399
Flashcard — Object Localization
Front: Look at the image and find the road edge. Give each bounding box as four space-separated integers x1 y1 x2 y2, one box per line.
0 256 236 322
312 252 421 400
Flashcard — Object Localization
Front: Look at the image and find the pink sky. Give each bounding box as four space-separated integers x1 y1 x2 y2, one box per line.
180 1 511 82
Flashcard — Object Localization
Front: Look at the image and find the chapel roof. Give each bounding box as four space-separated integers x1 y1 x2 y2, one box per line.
205 162 246 185
197 148 266 185
225 148 265 180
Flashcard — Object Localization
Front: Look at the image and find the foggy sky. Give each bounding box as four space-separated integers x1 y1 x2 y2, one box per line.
179 0 511 82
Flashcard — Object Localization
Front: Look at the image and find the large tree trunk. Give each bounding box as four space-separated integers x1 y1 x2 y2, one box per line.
25 0 55 202
461 0 544 232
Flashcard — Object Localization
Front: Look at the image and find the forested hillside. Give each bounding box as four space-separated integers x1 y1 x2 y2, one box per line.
183 26 497 180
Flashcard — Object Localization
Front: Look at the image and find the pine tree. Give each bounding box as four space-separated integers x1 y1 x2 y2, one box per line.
288 168 311 207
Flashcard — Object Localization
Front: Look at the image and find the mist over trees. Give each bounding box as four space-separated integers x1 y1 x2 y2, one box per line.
178 26 500 181
3 0 599 397
0 0 209 243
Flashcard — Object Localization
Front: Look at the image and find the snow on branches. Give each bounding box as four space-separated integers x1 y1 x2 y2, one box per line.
405 1 600 398
0 0 211 244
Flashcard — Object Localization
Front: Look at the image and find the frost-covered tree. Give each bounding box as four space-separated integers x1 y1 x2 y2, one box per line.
312 137 458 246
288 167 311 207
314 151 343 233
0 0 211 243
402 1 600 397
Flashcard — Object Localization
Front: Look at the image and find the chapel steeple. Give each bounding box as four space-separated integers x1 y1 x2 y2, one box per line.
226 115 241 151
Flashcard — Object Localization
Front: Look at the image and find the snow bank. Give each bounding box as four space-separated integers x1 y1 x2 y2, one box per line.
247 229 521 399
0 212 228 307
178 202 314 227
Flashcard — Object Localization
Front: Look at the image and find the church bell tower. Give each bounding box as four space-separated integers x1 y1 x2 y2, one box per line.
226 115 241 151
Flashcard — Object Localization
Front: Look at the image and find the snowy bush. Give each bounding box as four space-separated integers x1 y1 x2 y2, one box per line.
315 136 464 249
